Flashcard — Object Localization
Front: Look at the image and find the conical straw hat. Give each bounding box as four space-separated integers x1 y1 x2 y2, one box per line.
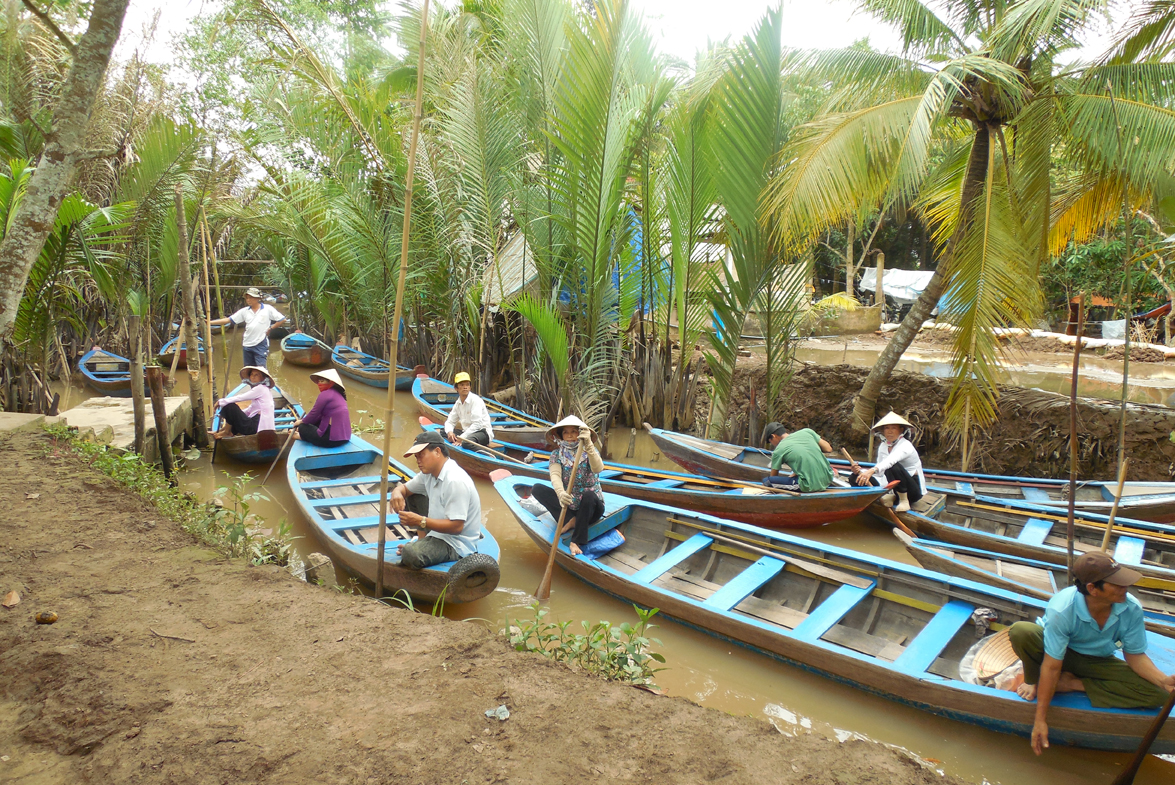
309 368 346 392
872 411 912 431
239 365 274 387
546 415 599 446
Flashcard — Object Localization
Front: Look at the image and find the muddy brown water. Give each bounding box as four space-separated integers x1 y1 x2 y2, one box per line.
58 336 1175 785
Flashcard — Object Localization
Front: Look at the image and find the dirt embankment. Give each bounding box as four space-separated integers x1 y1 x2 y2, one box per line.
712 361 1175 482
0 429 965 785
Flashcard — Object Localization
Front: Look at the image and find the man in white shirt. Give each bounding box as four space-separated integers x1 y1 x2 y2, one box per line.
392 431 483 569
210 287 286 367
443 371 494 446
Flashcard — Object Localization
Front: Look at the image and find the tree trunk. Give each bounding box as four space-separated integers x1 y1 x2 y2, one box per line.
0 0 130 340
175 187 209 449
850 124 992 434
129 315 146 455
844 221 855 298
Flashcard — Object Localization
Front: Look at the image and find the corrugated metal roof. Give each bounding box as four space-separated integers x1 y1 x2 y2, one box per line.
484 233 538 306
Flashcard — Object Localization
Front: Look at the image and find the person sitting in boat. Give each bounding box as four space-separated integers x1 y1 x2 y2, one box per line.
444 371 494 447
293 369 351 448
762 422 833 492
1008 551 1174 755
211 366 275 440
391 431 483 570
530 416 605 558
847 411 926 513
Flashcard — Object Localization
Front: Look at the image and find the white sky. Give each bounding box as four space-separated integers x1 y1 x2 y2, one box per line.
119 0 1120 69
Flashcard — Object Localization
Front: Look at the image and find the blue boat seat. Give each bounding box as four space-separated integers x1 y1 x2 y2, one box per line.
646 479 685 489
300 475 385 490
598 470 624 479
1017 518 1054 546
701 557 785 613
1114 536 1146 566
955 482 974 495
631 534 713 584
892 600 976 675
792 582 876 643
1021 487 1052 503
308 493 381 508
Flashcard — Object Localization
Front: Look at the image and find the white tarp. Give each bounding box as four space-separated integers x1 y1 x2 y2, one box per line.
859 267 935 305
1101 319 1126 340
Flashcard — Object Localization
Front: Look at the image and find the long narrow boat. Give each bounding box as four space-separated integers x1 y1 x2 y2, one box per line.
78 348 136 397
212 383 304 464
157 335 206 367
280 333 332 368
421 420 891 529
646 425 1175 523
331 345 414 389
894 532 1175 636
287 435 500 603
896 495 1175 586
413 376 549 450
493 476 1175 752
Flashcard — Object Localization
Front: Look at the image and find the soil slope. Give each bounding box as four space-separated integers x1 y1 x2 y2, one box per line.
0 429 964 785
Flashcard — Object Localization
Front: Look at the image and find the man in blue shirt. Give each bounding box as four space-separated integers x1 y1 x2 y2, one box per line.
1009 551 1174 755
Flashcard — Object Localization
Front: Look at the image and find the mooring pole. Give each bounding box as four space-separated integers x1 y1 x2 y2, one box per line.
1066 294 1086 585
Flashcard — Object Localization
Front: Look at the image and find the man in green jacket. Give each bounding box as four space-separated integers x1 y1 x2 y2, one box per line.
762 422 834 492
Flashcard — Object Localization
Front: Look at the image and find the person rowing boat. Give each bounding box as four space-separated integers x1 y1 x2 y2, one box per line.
846 411 926 512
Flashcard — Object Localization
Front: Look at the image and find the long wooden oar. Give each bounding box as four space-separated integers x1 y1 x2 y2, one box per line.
842 447 917 538
262 427 298 484
1110 689 1175 785
417 416 531 467
1100 458 1131 552
535 441 585 601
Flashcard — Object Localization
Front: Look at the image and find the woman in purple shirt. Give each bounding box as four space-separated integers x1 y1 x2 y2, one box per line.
294 369 352 448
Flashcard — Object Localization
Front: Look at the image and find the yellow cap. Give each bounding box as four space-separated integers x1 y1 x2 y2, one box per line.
454 371 471 385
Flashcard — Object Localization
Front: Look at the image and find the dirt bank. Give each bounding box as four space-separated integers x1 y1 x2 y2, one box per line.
0 429 964 785
712 360 1175 481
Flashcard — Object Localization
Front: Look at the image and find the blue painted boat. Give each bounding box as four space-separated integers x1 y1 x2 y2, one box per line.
288 435 500 603
280 333 331 367
646 426 1175 523
413 376 549 450
78 347 137 397
330 345 414 389
212 382 304 464
157 334 205 366
493 475 1175 752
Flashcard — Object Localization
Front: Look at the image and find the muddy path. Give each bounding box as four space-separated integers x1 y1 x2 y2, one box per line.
0 429 960 784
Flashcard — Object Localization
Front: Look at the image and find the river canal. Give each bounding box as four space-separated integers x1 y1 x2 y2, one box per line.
64 335 1175 785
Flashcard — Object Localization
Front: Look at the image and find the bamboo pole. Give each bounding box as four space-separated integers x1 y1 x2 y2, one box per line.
199 214 216 421
1099 458 1131 552
129 315 146 455
146 366 175 479
1066 294 1086 585
203 214 233 398
536 441 586 601
375 0 431 599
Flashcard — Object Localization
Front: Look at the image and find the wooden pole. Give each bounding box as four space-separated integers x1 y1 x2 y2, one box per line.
174 187 209 449
262 428 298 484
1110 690 1175 785
203 213 232 398
1099 458 1131 552
199 215 216 421
129 315 146 455
166 316 185 392
1066 294 1086 585
536 441 586 601
145 365 175 479
375 0 430 599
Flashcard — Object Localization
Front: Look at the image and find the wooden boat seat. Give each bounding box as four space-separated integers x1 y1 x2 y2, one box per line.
631 534 714 584
792 582 877 643
1017 518 1053 546
892 600 975 675
1021 487 1052 503
646 479 685 489
1114 536 1146 566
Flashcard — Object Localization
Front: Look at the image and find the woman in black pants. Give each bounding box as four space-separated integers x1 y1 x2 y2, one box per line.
293 369 352 448
531 415 605 557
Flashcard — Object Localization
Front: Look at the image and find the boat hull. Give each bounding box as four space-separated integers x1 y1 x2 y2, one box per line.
79 348 137 397
281 334 331 368
330 346 413 389
213 384 303 465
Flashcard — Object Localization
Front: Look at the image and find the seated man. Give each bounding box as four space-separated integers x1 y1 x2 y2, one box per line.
444 371 494 446
1009 551 1174 755
391 431 483 570
762 422 834 492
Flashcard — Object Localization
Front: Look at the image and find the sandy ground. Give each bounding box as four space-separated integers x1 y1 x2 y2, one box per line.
0 429 966 785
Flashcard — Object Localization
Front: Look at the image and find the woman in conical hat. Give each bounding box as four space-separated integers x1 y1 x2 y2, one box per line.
211 366 276 440
531 415 605 556
293 368 352 448
848 411 926 513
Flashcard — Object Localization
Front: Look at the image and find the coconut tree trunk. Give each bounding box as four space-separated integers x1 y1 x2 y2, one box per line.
851 124 992 433
0 0 130 340
175 187 209 449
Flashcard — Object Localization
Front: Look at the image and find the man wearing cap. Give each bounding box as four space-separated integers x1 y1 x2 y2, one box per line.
444 372 493 447
391 431 484 570
1009 551 1174 755
210 288 286 368
762 422 834 492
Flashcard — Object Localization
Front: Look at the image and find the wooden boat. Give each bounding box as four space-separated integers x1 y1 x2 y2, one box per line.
646 426 1175 523
287 435 500 603
280 333 331 368
896 495 1175 586
413 376 550 450
157 335 206 367
895 532 1175 636
212 383 304 464
420 420 892 529
493 476 1175 752
78 348 136 397
330 345 414 389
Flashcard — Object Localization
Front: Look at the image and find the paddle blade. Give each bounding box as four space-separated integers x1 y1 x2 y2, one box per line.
1111 690 1175 785
489 469 512 482
419 416 434 426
